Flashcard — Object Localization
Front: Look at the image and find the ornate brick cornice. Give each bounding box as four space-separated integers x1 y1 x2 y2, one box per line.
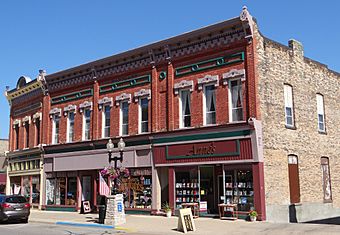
49 108 61 118
63 104 77 116
197 75 219 90
22 116 31 125
222 69 246 85
79 101 93 113
98 97 113 110
174 80 194 95
12 119 21 128
32 112 42 123
134 89 151 102
115 93 131 106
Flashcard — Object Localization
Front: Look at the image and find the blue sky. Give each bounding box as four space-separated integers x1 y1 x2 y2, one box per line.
0 1 339 139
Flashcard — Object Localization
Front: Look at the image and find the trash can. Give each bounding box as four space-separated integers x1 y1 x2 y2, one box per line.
98 205 106 224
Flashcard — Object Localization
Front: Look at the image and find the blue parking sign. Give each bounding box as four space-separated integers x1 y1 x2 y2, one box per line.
117 202 122 212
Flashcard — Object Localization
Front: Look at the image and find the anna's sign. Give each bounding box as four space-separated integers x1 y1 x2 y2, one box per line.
166 140 240 160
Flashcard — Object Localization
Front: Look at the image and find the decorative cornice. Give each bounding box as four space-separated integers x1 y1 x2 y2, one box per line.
240 6 254 42
22 116 31 125
115 93 131 106
174 80 194 95
63 104 77 116
49 108 61 118
134 89 151 102
13 119 21 128
12 102 42 117
51 89 93 105
45 16 247 92
32 112 42 123
197 75 219 90
98 97 113 110
79 101 93 113
99 74 151 94
222 69 246 85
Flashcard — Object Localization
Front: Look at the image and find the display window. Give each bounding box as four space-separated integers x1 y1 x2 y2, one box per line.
23 176 31 202
119 168 152 209
32 176 40 204
222 169 254 212
46 176 77 206
175 167 199 209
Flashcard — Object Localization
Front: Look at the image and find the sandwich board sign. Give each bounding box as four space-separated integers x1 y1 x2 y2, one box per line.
177 208 196 233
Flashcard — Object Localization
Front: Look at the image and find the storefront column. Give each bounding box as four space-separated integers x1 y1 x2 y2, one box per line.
152 167 161 211
39 165 45 209
6 168 10 195
29 175 33 204
77 175 82 211
93 174 97 207
252 162 266 220
168 167 175 211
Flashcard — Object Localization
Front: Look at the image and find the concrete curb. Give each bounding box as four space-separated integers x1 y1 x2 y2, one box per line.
56 221 115 229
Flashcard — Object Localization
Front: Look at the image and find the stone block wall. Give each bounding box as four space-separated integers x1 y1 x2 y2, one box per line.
254 23 340 222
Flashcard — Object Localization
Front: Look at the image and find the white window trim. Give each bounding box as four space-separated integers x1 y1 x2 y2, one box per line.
179 89 191 129
119 101 129 136
228 77 244 123
316 94 326 132
66 112 74 143
284 84 294 127
102 105 111 138
203 84 216 126
138 98 149 134
51 115 60 144
82 109 91 141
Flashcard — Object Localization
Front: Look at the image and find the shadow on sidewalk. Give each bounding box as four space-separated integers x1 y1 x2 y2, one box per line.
304 217 340 225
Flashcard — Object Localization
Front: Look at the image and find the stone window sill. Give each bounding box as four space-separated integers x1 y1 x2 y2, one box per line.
285 125 296 130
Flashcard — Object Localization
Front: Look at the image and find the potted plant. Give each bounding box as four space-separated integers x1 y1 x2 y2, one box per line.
249 210 258 222
162 202 172 218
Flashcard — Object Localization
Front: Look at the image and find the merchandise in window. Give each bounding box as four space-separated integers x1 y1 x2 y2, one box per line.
67 177 77 205
175 167 199 209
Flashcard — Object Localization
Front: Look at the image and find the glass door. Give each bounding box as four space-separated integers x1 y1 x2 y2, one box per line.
82 176 92 201
199 166 215 214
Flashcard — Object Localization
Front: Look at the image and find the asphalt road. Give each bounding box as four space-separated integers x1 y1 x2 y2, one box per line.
0 222 135 235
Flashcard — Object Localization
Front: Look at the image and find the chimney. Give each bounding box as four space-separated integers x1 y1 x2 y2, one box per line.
288 39 304 58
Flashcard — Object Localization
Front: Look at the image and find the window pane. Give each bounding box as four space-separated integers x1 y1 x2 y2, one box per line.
230 79 244 121
184 115 191 127
84 110 91 140
205 85 216 125
67 177 77 205
181 90 191 127
104 106 110 137
68 112 74 142
36 119 40 145
32 176 40 204
141 122 148 133
122 102 129 135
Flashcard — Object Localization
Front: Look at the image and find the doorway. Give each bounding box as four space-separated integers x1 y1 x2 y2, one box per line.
82 176 92 202
199 166 216 214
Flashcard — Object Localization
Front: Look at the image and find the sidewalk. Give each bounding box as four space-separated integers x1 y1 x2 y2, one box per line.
29 209 340 234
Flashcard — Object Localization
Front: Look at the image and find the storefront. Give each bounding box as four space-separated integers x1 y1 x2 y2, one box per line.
6 149 43 208
43 142 153 212
152 128 265 219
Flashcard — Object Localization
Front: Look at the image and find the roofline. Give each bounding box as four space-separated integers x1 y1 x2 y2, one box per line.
46 16 241 80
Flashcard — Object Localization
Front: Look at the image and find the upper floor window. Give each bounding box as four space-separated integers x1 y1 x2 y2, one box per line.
102 105 111 138
67 112 75 142
179 90 191 128
52 116 60 144
83 109 91 140
229 78 244 122
203 85 216 125
35 118 40 146
120 101 129 136
24 122 29 148
284 84 294 128
14 124 19 150
316 94 326 132
139 98 149 133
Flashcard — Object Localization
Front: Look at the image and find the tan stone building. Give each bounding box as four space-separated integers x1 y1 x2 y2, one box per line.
254 22 340 222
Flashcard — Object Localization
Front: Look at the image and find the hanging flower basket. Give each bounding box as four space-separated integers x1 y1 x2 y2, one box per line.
101 166 130 181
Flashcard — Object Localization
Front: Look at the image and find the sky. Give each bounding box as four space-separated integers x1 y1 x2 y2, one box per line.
0 0 339 139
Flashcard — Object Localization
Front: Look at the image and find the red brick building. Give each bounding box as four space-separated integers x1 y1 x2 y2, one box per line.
6 7 265 219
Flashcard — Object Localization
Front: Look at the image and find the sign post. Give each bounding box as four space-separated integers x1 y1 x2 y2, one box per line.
104 194 126 226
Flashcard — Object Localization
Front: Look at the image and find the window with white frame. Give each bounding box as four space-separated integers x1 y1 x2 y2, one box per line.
67 112 75 142
52 116 60 144
139 98 149 133
120 101 129 136
203 85 216 125
102 105 111 138
179 90 191 128
284 84 294 127
83 109 91 140
229 78 244 122
316 94 325 132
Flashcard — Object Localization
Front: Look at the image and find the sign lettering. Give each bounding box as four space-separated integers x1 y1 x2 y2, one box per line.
187 143 216 156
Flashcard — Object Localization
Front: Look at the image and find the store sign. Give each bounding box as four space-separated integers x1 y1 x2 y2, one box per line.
166 140 240 160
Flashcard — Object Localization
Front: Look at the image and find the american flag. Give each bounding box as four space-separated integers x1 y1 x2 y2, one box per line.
99 172 110 196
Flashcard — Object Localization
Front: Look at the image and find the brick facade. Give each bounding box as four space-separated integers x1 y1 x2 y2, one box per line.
4 7 339 222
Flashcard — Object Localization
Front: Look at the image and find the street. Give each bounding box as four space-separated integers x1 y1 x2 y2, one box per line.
0 222 132 235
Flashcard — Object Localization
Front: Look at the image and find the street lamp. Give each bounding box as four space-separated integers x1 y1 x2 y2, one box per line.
107 138 125 195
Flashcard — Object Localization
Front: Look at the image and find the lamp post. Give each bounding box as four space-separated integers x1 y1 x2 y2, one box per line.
107 138 125 195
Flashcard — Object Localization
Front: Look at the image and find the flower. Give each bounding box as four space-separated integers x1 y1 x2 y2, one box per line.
249 210 258 217
100 165 130 180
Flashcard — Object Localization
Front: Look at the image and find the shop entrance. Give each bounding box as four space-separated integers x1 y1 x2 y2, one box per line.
199 166 216 214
